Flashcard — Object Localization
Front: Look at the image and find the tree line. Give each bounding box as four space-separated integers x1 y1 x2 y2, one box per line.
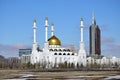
0 59 120 70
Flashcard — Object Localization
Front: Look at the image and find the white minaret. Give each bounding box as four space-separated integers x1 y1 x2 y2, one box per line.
80 18 84 42
32 19 38 50
31 20 38 64
51 23 54 36
79 18 85 50
33 20 37 43
44 17 49 51
78 18 86 67
44 17 49 42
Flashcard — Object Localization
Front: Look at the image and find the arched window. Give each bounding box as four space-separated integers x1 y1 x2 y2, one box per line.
63 49 66 52
59 49 62 51
59 53 62 55
63 53 66 55
67 53 70 55
49 49 53 51
54 49 58 51
67 49 70 52
54 53 57 55
72 53 74 55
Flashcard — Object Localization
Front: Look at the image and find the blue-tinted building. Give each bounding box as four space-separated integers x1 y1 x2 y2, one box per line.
19 49 32 57
19 49 32 63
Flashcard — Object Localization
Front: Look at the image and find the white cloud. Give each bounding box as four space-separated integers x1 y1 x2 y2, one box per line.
101 37 115 44
102 43 120 57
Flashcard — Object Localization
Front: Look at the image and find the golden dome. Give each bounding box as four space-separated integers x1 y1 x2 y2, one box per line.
48 35 61 45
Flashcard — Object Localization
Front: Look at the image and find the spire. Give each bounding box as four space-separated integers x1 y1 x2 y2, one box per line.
80 18 84 27
33 19 37 43
51 23 54 36
34 19 36 23
45 17 48 21
33 19 37 29
44 17 49 42
92 12 94 24
45 17 49 27
92 12 96 25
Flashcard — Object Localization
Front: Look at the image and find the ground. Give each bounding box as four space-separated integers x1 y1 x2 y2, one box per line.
0 69 120 80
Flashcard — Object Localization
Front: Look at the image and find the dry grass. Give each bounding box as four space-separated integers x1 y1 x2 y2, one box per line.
33 71 120 77
0 69 120 79
0 70 22 79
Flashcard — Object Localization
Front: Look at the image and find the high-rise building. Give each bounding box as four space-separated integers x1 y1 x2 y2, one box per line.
89 14 101 57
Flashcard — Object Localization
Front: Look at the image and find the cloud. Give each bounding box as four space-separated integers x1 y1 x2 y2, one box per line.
101 36 120 57
0 43 31 58
102 43 120 57
101 37 115 44
107 44 120 53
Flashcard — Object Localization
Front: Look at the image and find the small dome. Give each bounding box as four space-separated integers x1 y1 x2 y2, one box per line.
48 35 61 45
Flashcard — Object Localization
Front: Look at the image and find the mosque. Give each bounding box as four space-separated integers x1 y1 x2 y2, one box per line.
19 16 120 68
30 17 86 68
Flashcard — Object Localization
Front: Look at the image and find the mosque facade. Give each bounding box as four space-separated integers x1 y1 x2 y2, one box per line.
30 17 86 68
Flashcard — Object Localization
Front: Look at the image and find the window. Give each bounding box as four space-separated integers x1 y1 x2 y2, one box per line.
59 53 62 55
67 53 70 55
63 53 66 55
63 49 66 52
67 49 70 52
72 53 74 55
49 49 53 51
54 53 57 55
54 49 58 51
59 49 62 51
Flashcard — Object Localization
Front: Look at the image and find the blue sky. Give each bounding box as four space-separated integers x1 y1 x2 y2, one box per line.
0 0 120 58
